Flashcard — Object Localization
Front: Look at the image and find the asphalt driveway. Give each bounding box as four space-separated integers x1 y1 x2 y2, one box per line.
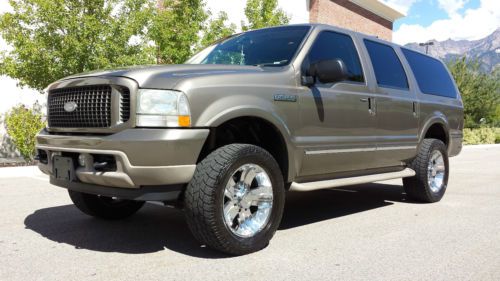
0 145 499 280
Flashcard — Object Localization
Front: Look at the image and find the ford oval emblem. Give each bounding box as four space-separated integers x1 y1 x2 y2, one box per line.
64 101 78 112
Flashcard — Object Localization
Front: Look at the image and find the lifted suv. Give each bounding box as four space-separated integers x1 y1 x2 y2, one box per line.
37 24 463 255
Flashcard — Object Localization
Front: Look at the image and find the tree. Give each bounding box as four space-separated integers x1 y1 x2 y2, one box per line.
199 11 237 49
242 0 290 31
4 104 46 161
448 57 500 128
0 0 155 92
151 0 209 64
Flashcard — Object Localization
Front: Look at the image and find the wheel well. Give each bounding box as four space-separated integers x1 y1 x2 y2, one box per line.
197 117 289 181
424 123 448 147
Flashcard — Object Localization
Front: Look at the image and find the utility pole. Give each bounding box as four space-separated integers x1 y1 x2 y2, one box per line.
419 41 435 54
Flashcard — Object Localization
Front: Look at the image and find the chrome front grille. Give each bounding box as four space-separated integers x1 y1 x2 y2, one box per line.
47 85 119 128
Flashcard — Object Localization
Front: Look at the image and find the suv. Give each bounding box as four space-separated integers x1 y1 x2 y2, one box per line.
36 24 463 255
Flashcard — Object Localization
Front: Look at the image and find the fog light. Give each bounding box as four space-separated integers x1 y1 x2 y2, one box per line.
78 154 86 167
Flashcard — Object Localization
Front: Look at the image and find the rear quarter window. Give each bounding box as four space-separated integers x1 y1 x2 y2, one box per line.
401 48 458 98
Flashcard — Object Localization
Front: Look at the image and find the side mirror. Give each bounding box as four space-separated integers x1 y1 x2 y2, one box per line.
308 59 349 84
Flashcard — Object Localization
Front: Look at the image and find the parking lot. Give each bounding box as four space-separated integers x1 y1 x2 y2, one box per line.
1 145 499 281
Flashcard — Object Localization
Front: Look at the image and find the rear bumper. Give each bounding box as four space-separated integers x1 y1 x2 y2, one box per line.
449 132 463 157
36 128 209 189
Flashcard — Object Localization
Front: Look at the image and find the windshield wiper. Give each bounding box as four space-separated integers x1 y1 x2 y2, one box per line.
253 60 288 67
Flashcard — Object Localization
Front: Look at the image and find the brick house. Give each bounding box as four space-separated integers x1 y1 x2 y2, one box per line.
308 0 404 41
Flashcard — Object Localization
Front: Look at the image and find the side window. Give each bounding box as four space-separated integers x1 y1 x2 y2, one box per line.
306 31 364 82
364 40 409 90
402 48 457 98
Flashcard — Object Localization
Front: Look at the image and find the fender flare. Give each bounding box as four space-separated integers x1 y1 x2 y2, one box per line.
419 114 450 149
200 105 297 182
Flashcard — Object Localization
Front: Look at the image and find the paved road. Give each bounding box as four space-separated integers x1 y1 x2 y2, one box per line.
1 145 499 281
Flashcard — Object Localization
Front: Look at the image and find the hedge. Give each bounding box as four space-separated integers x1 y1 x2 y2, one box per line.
463 127 499 145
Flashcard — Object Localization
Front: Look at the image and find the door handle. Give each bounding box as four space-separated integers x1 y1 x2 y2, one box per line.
361 97 376 116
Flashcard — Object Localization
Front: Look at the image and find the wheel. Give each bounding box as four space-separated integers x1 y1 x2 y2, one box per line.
184 144 285 255
68 190 145 220
403 138 449 203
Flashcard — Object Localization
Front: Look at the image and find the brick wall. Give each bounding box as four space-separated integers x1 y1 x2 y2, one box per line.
310 0 393 41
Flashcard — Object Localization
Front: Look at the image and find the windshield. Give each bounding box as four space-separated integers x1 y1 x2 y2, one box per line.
186 26 311 66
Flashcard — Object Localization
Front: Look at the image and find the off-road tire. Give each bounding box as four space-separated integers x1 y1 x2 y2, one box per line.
68 190 145 220
403 138 449 203
184 144 285 255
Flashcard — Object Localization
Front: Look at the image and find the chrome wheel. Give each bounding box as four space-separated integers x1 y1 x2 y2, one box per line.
223 164 273 238
427 150 446 193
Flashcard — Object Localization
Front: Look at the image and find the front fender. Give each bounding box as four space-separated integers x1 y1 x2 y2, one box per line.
194 95 297 182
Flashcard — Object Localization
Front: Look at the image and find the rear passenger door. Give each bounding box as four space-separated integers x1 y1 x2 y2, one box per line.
362 40 419 167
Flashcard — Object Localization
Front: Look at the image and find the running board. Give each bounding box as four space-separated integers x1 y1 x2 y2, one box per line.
289 168 416 192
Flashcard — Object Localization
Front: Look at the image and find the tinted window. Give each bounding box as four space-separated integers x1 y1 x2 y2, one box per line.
364 40 409 89
187 26 310 66
402 48 457 98
306 31 364 82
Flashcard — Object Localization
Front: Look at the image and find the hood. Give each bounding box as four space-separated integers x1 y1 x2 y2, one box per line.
62 64 267 89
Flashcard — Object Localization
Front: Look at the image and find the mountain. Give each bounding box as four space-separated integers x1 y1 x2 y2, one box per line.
405 28 500 73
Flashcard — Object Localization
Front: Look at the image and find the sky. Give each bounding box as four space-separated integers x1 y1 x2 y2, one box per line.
387 0 500 44
0 0 499 115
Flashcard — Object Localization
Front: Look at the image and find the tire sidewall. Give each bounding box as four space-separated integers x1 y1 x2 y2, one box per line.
214 147 285 252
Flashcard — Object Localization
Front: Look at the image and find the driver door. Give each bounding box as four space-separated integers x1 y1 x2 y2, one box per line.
296 31 377 177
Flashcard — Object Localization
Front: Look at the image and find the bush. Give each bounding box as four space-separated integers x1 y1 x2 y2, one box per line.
463 128 497 145
4 105 46 162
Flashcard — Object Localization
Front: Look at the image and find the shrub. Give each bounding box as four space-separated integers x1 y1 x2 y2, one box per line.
4 105 46 162
495 128 500 144
463 128 496 145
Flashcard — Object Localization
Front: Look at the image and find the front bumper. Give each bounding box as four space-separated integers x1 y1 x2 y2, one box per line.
36 128 209 189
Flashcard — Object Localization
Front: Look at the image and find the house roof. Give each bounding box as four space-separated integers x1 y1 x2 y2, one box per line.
349 0 405 22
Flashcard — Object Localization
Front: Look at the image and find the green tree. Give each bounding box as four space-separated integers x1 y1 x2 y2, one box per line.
242 0 290 31
4 104 46 161
199 11 237 49
447 57 500 128
0 0 155 92
151 0 209 64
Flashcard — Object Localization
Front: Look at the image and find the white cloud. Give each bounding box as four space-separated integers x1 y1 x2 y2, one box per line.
437 0 469 16
380 0 420 15
394 0 500 45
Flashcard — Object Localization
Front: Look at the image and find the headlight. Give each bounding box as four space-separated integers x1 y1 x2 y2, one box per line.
136 89 191 127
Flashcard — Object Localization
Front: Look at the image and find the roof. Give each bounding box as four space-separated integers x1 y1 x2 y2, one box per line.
348 0 405 22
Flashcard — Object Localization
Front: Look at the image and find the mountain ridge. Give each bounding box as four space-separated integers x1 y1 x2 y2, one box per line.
404 28 500 73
